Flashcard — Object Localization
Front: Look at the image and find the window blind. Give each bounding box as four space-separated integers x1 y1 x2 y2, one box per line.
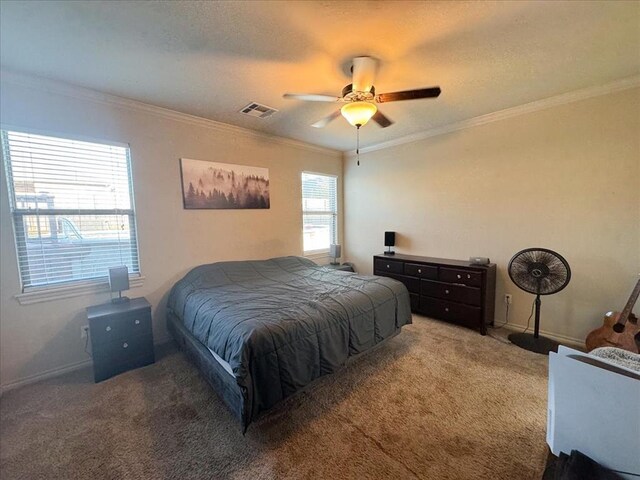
301 172 337 253
1 130 140 291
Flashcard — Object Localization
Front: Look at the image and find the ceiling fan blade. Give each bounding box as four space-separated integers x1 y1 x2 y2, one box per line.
376 87 441 103
372 110 393 128
311 110 342 128
283 93 341 102
352 56 377 93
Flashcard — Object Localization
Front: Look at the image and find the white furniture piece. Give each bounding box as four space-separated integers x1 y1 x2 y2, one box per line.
547 346 640 479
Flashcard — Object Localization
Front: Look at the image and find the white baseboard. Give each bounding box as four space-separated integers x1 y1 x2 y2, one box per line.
0 325 583 395
499 323 585 350
0 358 93 396
0 334 173 396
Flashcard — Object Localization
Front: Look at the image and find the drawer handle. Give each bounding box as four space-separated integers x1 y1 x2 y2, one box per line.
134 319 140 325
467 274 471 279
445 289 450 294
123 342 129 349
445 307 450 312
386 264 390 268
418 269 422 274
457 274 461 279
105 326 111 332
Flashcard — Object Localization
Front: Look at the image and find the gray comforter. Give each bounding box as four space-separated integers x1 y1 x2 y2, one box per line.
167 256 412 423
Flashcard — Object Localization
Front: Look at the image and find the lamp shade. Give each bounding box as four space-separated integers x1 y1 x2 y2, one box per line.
109 266 129 292
341 101 377 127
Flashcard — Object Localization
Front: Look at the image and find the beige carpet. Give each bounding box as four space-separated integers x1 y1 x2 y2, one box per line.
0 316 549 479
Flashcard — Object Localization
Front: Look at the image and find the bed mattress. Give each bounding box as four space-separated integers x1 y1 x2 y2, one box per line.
167 256 412 427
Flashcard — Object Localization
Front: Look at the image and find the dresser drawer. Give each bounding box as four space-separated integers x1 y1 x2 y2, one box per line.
404 263 438 280
410 293 419 311
374 258 404 274
420 297 481 328
375 272 420 294
421 280 482 306
93 332 154 366
372 255 495 336
439 268 482 287
90 309 152 344
93 352 155 383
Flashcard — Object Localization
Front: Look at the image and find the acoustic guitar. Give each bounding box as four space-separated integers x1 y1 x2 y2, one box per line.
585 277 640 353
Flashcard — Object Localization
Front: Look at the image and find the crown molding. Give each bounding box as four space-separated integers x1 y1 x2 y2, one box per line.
0 70 341 158
346 75 640 157
3 70 637 160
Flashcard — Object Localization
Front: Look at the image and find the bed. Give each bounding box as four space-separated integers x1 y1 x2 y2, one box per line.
166 256 412 431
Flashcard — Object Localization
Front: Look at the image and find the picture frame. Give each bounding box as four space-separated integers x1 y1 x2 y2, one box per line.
180 158 270 210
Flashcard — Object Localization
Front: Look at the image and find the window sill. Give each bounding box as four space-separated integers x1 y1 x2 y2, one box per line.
304 251 334 266
304 251 330 259
15 276 146 305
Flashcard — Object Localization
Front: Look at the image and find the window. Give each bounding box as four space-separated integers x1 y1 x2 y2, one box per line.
1 130 140 291
301 172 337 254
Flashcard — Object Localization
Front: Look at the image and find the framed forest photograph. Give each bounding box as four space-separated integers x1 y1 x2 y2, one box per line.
180 158 270 210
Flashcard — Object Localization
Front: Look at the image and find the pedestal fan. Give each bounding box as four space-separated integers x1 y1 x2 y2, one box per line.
508 248 571 354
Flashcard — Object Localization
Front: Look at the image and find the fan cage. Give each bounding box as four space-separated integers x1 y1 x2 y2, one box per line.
508 248 571 296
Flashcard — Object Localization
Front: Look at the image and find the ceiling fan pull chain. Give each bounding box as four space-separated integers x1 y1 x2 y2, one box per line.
356 125 360 166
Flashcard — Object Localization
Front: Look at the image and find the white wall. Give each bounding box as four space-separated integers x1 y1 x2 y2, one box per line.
0 74 342 389
2 75 638 390
344 87 640 344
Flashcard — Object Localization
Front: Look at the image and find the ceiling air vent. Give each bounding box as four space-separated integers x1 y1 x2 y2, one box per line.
239 102 278 119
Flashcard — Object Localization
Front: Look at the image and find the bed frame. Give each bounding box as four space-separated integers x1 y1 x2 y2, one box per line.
167 309 402 433
167 310 250 430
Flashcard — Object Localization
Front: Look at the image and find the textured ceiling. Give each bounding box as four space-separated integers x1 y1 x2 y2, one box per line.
1 0 639 151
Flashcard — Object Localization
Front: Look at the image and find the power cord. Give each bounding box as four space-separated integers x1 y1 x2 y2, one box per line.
493 302 510 329
522 299 535 334
84 329 92 358
489 298 535 345
488 333 512 345
488 301 511 344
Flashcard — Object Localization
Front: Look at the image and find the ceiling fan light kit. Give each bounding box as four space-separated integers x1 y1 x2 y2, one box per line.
341 101 377 127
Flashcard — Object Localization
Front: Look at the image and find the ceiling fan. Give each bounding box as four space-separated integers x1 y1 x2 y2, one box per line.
283 56 441 130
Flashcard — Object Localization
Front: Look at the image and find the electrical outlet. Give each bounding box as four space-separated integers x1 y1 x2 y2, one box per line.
504 294 512 305
80 325 90 340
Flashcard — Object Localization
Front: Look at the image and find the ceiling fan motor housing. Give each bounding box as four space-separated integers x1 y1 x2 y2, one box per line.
341 83 375 101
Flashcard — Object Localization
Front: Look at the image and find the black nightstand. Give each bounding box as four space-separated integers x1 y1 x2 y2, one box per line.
87 297 155 382
324 263 355 272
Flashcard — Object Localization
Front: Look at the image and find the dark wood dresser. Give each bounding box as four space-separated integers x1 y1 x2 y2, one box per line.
373 254 497 334
87 297 155 382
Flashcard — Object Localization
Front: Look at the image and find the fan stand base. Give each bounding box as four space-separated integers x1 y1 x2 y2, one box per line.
508 332 559 355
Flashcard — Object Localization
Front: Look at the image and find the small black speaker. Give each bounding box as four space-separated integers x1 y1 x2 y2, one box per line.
384 231 395 255
384 231 395 247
